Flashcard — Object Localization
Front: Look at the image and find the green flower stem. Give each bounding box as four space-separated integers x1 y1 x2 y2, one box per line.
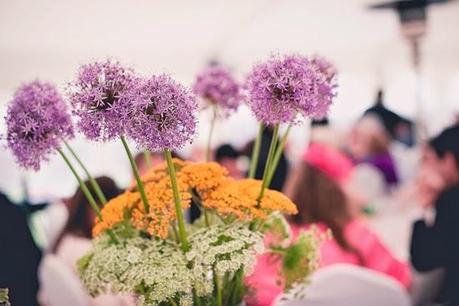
143 149 152 169
120 136 150 213
229 268 244 306
171 223 179 243
193 290 203 306
203 209 210 227
169 299 178 306
266 125 291 187
164 148 190 252
206 105 218 162
63 141 107 204
248 123 264 179
215 274 223 306
57 148 119 244
256 124 279 205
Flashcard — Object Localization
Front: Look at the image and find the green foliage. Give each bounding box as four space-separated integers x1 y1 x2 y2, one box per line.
262 212 292 245
281 232 318 290
267 227 323 292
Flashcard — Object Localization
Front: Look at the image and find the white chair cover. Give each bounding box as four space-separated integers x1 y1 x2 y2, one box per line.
39 254 90 306
274 264 411 306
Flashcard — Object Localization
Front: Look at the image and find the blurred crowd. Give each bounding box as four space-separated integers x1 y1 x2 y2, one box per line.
1 91 459 306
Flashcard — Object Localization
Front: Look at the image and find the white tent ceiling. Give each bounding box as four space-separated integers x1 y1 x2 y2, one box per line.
0 0 458 199
1 0 458 108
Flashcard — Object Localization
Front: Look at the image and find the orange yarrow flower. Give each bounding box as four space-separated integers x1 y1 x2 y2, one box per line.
92 191 139 236
179 162 229 200
93 160 298 238
203 178 297 220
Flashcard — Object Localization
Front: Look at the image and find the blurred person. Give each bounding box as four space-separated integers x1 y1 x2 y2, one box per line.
52 176 121 269
347 115 399 187
215 144 243 179
410 125 459 305
0 192 42 306
364 90 419 184
39 176 134 306
309 117 342 148
364 90 415 147
289 147 409 287
243 126 288 191
247 144 410 306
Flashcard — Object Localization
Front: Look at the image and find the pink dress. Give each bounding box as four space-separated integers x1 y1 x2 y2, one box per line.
246 219 411 306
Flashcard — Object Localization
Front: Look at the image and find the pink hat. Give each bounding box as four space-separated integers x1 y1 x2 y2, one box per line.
302 143 353 183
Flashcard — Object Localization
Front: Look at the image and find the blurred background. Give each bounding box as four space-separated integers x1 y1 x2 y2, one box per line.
1 0 458 201
1 1 459 306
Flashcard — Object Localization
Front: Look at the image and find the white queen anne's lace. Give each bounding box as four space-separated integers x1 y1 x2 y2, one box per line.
78 235 193 305
78 223 264 305
187 223 264 296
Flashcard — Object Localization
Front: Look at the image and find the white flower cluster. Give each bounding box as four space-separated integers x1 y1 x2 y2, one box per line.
78 223 265 305
186 223 264 296
78 235 193 306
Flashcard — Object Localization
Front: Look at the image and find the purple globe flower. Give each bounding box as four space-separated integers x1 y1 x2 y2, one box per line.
127 74 198 151
67 59 137 141
5 81 74 170
193 65 242 115
245 54 337 125
309 56 338 119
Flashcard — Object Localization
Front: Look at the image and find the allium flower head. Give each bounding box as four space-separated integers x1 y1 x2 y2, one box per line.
127 74 198 151
193 65 242 114
245 54 337 124
5 81 74 170
67 59 137 141
309 55 338 119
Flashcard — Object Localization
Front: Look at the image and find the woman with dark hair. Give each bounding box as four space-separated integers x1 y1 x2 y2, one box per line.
247 144 410 306
411 125 459 305
288 144 409 284
53 176 120 268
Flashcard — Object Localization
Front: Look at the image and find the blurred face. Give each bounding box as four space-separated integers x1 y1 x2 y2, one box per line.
421 146 458 189
220 158 243 179
348 127 372 159
347 117 389 160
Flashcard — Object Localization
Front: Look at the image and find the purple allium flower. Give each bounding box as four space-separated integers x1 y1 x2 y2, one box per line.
67 59 137 141
5 81 74 170
309 55 338 119
193 65 242 115
127 74 198 151
245 54 337 125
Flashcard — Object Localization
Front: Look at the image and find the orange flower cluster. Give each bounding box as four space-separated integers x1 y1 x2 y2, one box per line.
92 191 139 236
140 158 190 186
179 162 230 200
93 160 298 238
203 178 297 220
132 177 191 238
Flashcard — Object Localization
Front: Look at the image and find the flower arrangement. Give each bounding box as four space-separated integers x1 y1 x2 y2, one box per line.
4 53 337 306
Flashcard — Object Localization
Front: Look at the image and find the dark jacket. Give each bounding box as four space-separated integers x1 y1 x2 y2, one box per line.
411 185 459 305
0 193 42 306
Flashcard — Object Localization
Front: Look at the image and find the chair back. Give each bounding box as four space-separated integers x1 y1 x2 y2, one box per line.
275 264 411 306
39 254 90 306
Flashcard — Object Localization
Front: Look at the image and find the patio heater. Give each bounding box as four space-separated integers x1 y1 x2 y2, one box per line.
368 0 454 141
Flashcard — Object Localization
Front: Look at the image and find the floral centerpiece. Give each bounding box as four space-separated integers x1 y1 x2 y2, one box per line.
4 54 337 306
